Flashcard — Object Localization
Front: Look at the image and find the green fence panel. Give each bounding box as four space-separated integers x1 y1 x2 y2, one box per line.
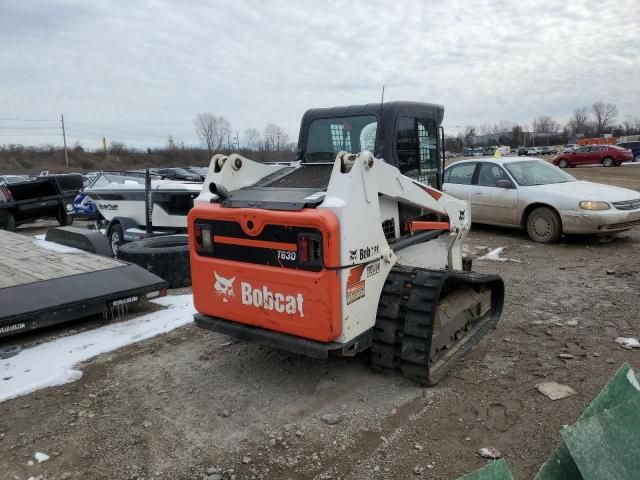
562 395 640 480
534 363 639 480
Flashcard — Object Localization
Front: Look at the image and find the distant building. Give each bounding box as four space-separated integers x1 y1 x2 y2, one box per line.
470 132 511 145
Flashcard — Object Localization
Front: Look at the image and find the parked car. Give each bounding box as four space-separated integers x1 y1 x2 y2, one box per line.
151 167 202 182
442 157 640 242
527 146 543 156
540 146 556 155
0 175 30 185
617 141 640 161
563 144 578 152
517 147 528 156
552 145 634 168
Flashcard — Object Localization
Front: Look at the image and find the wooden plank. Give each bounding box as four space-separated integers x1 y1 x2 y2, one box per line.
0 230 123 289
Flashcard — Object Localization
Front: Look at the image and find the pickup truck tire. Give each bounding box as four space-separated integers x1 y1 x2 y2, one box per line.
117 235 191 289
0 211 16 231
57 207 73 227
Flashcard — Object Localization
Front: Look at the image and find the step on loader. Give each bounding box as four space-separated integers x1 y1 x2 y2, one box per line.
188 102 504 385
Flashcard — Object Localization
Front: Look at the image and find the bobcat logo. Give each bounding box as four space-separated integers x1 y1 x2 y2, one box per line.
349 249 358 261
459 209 466 221
214 271 235 303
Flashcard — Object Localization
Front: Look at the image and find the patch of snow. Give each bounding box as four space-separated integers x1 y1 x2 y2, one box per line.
33 234 45 240
34 452 50 463
615 337 640 349
32 239 83 254
478 247 506 261
478 246 521 263
0 295 195 403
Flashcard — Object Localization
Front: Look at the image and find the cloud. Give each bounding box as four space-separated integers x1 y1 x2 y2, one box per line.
0 0 638 148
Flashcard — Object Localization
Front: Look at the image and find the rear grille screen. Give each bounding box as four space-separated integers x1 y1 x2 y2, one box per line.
265 164 334 190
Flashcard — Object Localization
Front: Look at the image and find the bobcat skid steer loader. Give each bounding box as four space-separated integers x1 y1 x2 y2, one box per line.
188 102 503 385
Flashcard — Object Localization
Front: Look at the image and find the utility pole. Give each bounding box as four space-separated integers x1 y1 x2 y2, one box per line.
235 131 240 150
102 137 108 157
61 114 69 167
276 133 281 152
227 134 231 151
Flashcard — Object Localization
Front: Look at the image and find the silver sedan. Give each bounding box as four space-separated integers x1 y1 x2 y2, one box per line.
442 157 640 242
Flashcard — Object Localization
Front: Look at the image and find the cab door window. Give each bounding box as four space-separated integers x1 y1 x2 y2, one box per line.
395 116 439 186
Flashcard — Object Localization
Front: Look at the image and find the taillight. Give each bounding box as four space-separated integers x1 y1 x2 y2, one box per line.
298 235 309 263
0 185 12 202
297 233 322 266
194 223 203 249
193 222 213 253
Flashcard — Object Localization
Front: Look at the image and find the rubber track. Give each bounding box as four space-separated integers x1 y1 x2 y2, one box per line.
371 266 504 386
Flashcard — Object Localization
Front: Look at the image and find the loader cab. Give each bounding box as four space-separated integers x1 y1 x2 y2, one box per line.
297 101 445 189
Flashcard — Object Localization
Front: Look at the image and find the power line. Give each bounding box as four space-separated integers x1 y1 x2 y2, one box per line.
0 133 62 137
0 126 60 130
0 118 57 122
65 121 168 139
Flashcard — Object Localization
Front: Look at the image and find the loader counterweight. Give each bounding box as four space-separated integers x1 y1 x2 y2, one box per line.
188 204 343 342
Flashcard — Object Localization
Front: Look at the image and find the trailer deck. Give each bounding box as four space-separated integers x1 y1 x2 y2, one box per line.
0 230 167 337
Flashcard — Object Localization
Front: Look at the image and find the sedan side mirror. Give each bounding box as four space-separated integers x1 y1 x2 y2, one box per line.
496 179 513 189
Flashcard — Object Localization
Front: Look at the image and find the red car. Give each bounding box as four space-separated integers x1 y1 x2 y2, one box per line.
552 145 633 168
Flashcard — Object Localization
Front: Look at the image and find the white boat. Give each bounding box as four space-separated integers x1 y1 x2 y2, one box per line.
84 172 202 230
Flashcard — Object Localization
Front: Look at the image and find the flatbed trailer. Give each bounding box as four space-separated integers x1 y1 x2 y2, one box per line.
0 230 167 338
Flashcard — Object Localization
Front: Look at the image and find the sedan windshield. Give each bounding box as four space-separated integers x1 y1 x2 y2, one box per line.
504 160 575 186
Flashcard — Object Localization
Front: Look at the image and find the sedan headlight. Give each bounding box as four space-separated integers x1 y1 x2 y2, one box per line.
579 201 610 211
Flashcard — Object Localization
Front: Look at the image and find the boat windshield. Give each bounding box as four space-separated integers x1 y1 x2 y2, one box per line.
89 173 145 188
305 115 378 162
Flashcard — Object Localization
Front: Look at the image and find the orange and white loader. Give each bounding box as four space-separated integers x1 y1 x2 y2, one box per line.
188 102 503 384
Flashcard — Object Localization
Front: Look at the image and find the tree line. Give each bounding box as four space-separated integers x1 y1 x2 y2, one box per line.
193 112 296 162
447 101 640 151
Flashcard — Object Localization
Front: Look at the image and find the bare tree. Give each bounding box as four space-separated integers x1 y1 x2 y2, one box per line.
567 106 592 136
167 134 178 151
533 116 560 133
264 123 290 151
194 113 232 154
463 125 476 141
243 128 261 151
621 115 635 135
591 101 618 134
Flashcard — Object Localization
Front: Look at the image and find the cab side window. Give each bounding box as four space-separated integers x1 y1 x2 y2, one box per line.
446 163 476 185
395 116 439 186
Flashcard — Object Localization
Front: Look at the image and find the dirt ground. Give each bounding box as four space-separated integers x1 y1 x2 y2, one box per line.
1 164 640 480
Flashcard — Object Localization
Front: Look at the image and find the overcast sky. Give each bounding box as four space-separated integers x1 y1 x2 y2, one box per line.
1 0 638 149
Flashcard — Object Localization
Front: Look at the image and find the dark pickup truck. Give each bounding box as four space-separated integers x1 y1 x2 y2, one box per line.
0 174 83 231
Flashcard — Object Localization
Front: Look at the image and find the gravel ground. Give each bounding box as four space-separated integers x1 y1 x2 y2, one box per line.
1 166 639 479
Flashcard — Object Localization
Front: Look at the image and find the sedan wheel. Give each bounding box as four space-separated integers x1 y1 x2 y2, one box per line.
526 207 562 243
558 159 569 168
602 157 614 167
